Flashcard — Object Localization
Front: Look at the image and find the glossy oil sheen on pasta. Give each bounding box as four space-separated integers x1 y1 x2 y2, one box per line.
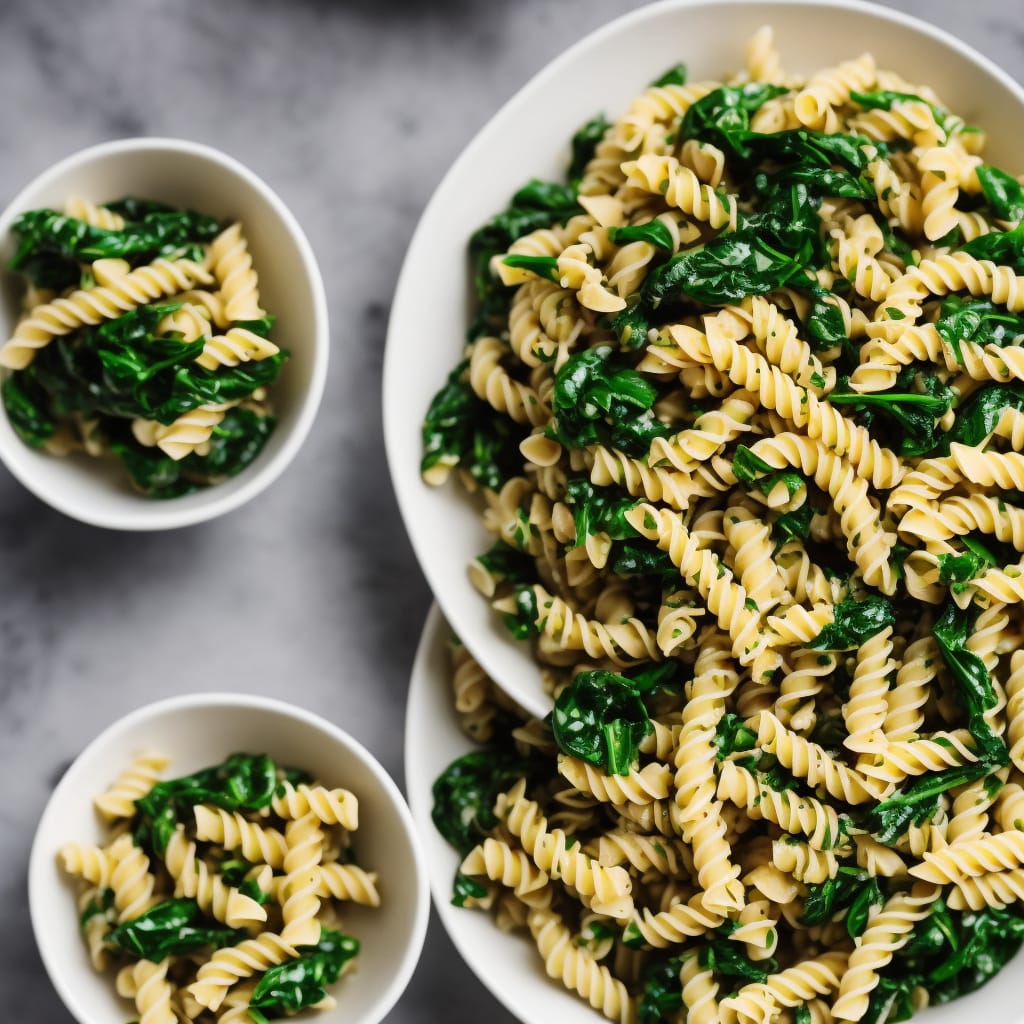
423 25 1024 1024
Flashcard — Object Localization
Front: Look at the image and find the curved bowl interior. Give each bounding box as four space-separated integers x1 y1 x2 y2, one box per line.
383 0 1024 718
405 604 1024 1022
0 138 329 530
29 693 429 1024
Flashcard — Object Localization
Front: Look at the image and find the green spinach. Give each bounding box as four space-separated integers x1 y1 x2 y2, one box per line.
550 670 652 776
248 928 359 1022
549 345 670 457
432 750 531 855
809 596 896 651
105 898 244 961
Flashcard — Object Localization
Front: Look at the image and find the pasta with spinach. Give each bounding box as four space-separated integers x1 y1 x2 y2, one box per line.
426 28 1024 1024
59 752 378 1023
1 197 285 497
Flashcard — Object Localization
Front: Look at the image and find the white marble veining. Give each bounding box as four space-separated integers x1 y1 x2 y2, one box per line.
0 0 1021 1020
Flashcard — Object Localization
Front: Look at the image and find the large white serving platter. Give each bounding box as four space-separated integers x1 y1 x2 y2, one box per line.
383 0 1024 718
405 604 1024 1022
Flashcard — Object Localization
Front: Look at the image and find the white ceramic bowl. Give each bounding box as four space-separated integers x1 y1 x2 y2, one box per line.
383 0 1024 718
29 692 429 1024
405 604 1024 1023
0 137 329 530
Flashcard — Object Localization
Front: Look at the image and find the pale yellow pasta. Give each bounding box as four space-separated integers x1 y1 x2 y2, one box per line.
164 828 267 928
558 753 670 806
680 952 721 1024
527 907 636 1024
720 950 848 1024
209 222 264 322
771 839 840 884
0 256 211 368
422 30 1024 1024
193 805 289 868
461 837 552 907
131 959 177 1024
831 887 938 1022
188 932 297 1011
497 779 633 920
278 812 324 947
107 832 158 922
65 195 125 230
270 780 359 829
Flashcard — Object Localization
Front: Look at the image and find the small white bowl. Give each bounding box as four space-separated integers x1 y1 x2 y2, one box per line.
29 692 429 1024
383 0 1024 719
0 137 329 530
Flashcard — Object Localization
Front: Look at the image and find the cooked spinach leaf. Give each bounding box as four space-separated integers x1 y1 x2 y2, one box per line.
133 753 278 856
569 116 612 183
637 955 684 1024
249 928 359 1022
809 596 896 651
432 750 531 854
551 670 652 776
549 345 670 457
975 165 1024 222
106 898 244 961
421 359 520 490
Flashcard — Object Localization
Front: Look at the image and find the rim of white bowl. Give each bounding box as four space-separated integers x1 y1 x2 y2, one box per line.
0 136 330 531
383 0 1024 720
28 691 430 1024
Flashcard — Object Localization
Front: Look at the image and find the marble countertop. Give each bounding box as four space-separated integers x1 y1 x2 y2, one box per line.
0 0 1021 1020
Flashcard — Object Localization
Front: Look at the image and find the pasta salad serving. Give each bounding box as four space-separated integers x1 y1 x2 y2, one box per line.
59 751 380 1023
1 197 285 497
422 25 1024 1024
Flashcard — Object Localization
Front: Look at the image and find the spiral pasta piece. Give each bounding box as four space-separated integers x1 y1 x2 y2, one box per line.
681 952 721 1024
188 932 297 1011
831 887 938 1022
843 627 897 754
210 221 264 321
717 761 845 851
0 257 211 369
719 950 848 1024
94 752 170 820
648 391 757 473
270 781 359 830
193 805 289 868
757 711 884 803
278 812 324 947
527 907 636 1023
107 833 158 922
497 780 633 920
910 830 1024 882
316 862 381 906
164 828 267 928
131 959 177 1024
626 893 726 949
622 153 738 230
461 837 552 907
469 336 550 426
59 842 116 889
557 754 670 806
771 839 839 884
509 582 661 666
793 51 876 132
64 195 125 230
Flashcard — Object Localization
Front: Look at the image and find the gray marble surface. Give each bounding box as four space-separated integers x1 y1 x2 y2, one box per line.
0 0 1021 1020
